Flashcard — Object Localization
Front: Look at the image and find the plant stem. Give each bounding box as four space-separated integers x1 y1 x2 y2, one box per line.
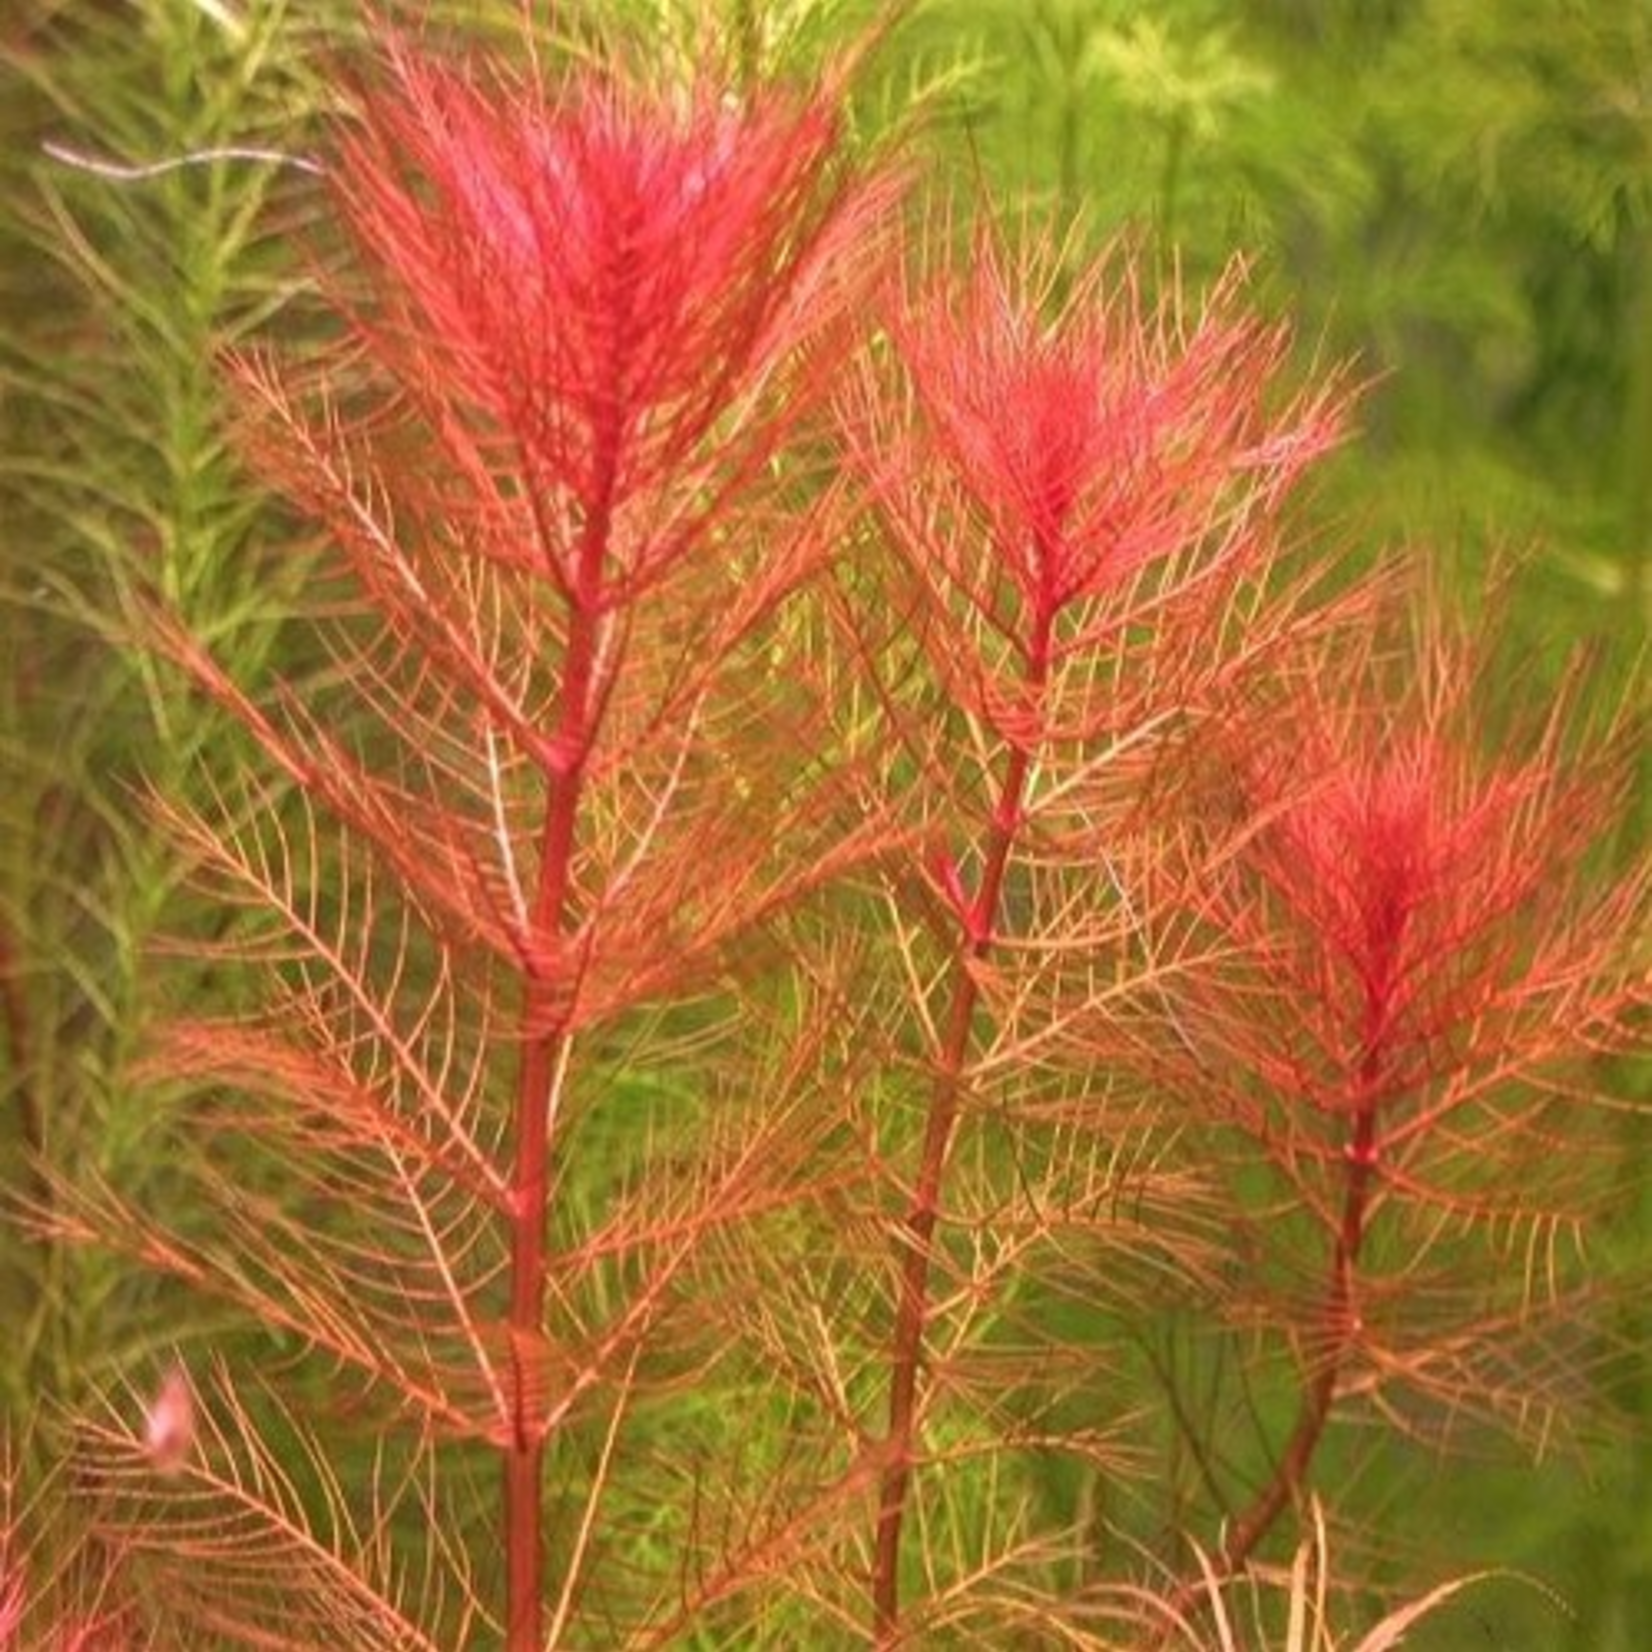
872 604 1053 1644
1153 1069 1379 1647
1218 1098 1376 1574
505 487 611 1651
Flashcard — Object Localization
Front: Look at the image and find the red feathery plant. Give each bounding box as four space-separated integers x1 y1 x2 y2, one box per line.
41 32 894 1648
1154 589 1650 1608
836 221 1344 1641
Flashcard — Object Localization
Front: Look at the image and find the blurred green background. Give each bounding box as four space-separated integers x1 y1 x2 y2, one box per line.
2 2 1647 1644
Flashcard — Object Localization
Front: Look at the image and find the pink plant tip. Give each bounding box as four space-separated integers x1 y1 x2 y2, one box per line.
142 1364 195 1479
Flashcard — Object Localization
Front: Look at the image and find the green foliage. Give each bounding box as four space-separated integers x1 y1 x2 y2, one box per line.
889 0 1651 651
0 0 333 1468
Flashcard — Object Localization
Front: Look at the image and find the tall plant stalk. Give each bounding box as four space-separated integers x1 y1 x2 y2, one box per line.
22 27 892 1644
842 221 1343 1640
1217 1061 1378 1575
1152 598 1651 1622
873 616 1049 1639
503 490 607 1644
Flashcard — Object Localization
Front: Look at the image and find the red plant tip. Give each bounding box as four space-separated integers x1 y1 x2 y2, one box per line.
333 42 870 594
1210 611 1642 1124
1267 732 1449 1025
872 225 1336 622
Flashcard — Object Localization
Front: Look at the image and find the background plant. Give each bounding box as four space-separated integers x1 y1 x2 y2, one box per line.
0 0 337 1479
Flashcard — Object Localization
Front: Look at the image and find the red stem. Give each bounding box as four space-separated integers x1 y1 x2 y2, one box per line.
1153 1077 1381 1647
504 484 611 1651
1217 1098 1377 1574
871 604 1053 1645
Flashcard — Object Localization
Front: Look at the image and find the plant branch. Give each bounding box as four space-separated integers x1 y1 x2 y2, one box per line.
1218 1098 1376 1575
1162 1041 1383 1646
504 475 612 1649
872 601 1053 1644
